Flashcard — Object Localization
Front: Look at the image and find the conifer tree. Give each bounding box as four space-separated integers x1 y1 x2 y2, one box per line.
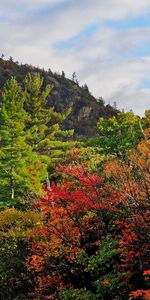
0 74 77 207
24 73 76 171
24 73 53 151
0 78 46 208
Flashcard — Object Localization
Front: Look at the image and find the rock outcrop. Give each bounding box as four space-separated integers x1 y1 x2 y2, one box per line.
0 58 118 136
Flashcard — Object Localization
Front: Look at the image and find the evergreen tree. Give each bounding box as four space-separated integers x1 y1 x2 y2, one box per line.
24 73 76 171
71 72 79 84
0 78 46 208
24 73 53 150
0 74 77 207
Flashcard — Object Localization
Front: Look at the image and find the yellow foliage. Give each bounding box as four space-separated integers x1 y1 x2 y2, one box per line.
0 208 43 239
104 132 150 213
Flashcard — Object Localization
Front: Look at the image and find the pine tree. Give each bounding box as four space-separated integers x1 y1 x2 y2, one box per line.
24 73 76 173
24 73 53 150
0 74 77 207
0 77 46 208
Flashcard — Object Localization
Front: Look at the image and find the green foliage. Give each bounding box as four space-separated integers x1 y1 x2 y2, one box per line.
0 74 76 207
24 73 76 166
76 235 127 299
84 235 118 275
24 73 53 150
59 288 96 300
87 111 145 157
94 272 127 300
0 78 34 207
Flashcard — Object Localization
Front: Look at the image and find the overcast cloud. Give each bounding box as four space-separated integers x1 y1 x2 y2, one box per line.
0 0 150 115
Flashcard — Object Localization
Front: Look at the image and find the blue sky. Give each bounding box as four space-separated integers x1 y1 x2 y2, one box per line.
0 0 150 115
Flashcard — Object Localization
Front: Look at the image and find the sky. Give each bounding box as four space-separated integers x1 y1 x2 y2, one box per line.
0 0 150 115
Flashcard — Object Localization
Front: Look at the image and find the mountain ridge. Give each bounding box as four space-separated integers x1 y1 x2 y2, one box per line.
0 58 118 136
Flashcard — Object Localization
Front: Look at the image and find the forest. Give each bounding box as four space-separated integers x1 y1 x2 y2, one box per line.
0 73 150 300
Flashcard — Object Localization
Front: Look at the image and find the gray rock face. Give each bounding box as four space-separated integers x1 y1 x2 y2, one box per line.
0 58 118 136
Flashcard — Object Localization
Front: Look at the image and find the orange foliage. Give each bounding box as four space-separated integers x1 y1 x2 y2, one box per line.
129 289 150 300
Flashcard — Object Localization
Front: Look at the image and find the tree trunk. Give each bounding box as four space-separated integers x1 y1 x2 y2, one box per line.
46 171 50 189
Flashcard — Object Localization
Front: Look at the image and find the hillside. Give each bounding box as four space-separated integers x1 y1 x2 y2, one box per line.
0 58 118 136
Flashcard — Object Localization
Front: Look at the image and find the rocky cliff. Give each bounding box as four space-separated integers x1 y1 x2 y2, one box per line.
0 58 118 136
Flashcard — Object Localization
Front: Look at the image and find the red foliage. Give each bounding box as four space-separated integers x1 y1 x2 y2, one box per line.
28 165 123 297
27 163 150 299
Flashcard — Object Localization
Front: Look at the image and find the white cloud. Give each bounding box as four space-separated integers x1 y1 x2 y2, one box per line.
0 0 150 115
113 89 150 116
78 57 150 115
